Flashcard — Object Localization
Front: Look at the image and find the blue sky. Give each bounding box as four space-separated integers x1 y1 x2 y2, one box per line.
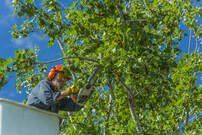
0 0 73 101
0 0 201 102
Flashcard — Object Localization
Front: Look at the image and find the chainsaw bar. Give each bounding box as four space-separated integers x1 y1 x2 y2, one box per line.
77 67 100 104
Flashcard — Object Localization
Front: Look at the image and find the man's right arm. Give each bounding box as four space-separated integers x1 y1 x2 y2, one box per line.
56 89 72 101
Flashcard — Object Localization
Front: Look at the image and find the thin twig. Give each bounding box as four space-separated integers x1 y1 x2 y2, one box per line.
57 38 64 51
143 0 148 8
56 37 77 80
39 56 98 64
188 30 192 54
67 112 77 130
194 38 198 53
125 0 131 13
114 1 126 26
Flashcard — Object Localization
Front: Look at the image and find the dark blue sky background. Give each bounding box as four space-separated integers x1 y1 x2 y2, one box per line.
0 0 201 102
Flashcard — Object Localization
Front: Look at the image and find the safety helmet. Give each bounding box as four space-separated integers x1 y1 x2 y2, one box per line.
47 64 72 81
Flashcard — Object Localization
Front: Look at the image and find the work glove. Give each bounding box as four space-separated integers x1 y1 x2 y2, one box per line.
63 85 80 96
65 85 79 103
69 85 80 94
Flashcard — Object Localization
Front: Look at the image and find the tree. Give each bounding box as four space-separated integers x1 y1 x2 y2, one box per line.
0 0 201 134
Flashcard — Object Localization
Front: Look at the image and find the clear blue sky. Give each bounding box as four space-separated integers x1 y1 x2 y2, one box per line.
0 0 201 102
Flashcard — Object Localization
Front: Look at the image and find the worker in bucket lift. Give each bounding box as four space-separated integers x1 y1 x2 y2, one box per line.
27 64 83 113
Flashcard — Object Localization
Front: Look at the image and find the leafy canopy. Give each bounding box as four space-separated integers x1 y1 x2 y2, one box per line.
0 0 201 134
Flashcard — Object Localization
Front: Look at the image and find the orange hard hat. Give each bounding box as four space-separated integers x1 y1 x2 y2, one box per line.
47 64 72 81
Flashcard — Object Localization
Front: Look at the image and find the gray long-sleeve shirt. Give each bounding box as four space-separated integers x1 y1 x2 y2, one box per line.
26 79 82 113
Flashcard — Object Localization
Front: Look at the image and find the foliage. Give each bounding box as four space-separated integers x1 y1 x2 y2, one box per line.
14 49 47 91
0 58 13 89
0 0 201 134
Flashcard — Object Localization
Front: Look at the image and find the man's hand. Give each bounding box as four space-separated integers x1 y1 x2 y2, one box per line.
62 85 79 96
69 85 80 94
56 85 79 101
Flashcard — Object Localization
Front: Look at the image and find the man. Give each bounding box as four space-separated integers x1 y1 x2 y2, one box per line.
27 64 82 113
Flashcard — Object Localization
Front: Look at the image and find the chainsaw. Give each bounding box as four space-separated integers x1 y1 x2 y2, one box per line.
77 67 100 105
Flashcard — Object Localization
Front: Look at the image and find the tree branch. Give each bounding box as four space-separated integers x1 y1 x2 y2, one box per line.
107 95 113 120
194 38 198 53
118 79 143 134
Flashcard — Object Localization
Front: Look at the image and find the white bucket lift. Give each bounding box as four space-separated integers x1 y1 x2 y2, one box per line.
0 98 59 135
